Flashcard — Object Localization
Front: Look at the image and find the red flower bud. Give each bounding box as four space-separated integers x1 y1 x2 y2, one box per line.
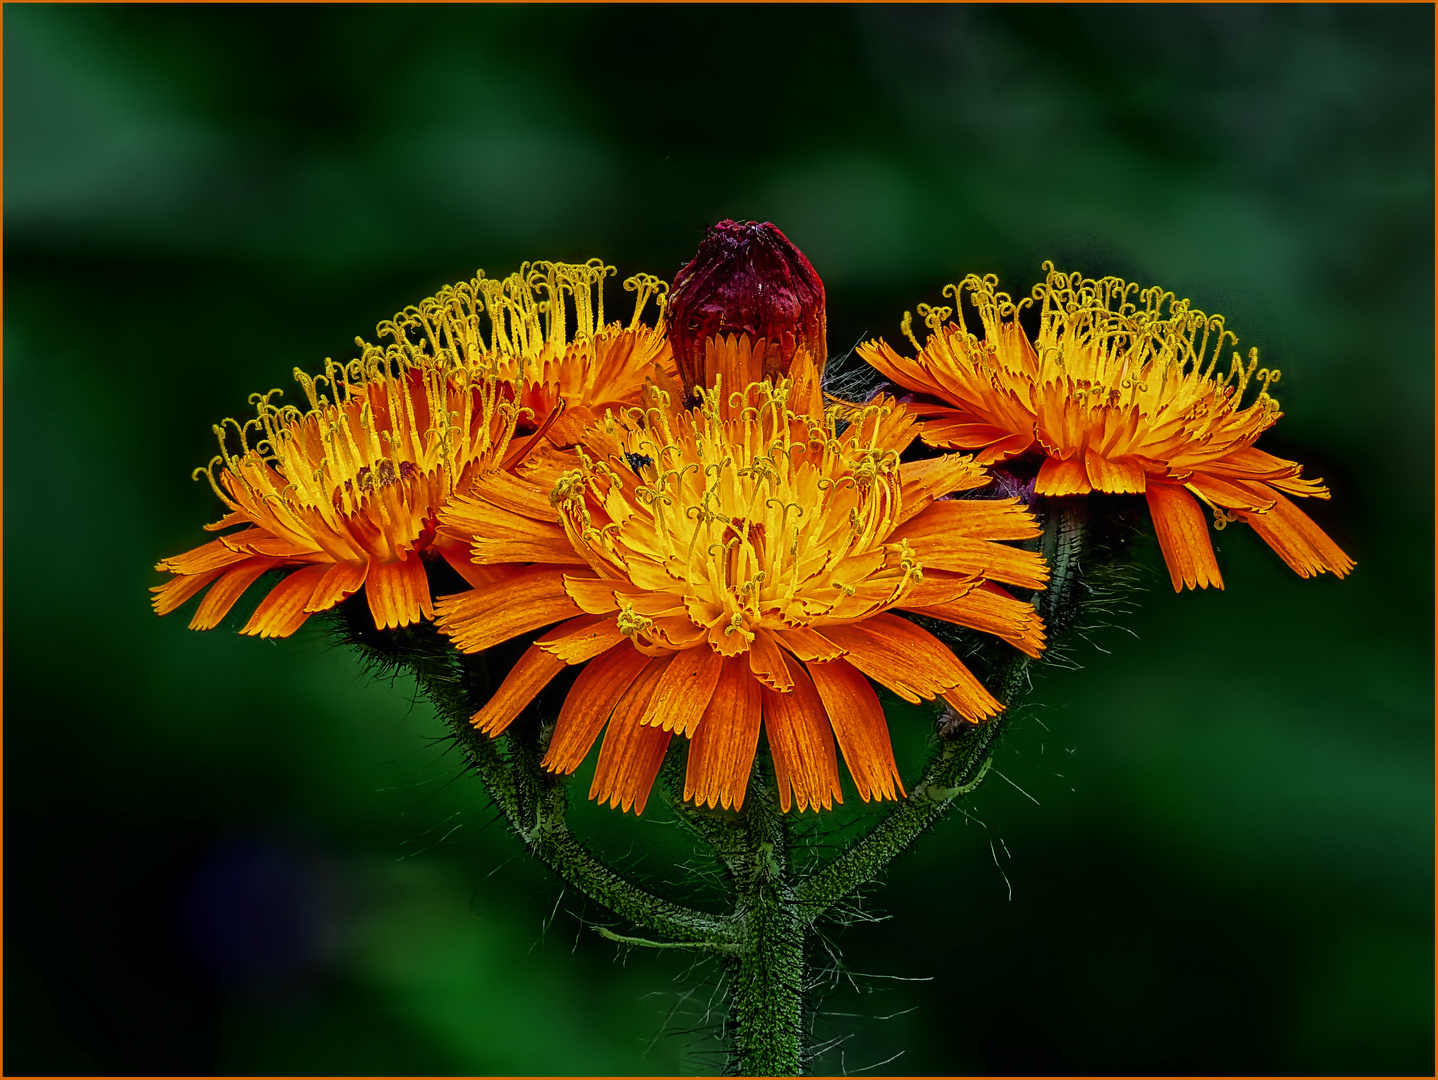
666 220 827 395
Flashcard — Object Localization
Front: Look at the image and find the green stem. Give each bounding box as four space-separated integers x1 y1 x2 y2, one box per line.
726 769 805 1077
655 758 806 1075
347 612 735 949
1035 495 1087 630
794 712 1008 918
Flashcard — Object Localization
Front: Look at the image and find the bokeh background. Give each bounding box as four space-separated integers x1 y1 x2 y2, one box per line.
6 5 1432 1075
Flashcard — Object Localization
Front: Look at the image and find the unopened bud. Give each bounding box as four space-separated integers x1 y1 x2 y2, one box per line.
666 220 827 394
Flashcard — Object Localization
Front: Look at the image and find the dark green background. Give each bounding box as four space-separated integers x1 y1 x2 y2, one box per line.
6 4 1432 1075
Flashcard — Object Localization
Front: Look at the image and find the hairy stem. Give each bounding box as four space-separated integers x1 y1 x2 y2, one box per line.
346 612 734 948
725 770 805 1077
793 715 1007 917
794 499 1086 923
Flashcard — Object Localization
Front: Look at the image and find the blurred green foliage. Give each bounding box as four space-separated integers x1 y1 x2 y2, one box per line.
5 5 1431 1075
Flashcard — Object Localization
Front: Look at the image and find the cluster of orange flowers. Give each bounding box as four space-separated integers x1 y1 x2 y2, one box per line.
154 225 1351 815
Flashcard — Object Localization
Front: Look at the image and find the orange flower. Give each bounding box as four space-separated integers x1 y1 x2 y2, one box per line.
395 260 676 447
153 258 676 637
434 342 1048 815
859 263 1354 591
152 348 521 637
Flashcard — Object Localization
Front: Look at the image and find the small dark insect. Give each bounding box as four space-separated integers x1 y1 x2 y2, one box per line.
936 704 980 740
623 451 654 476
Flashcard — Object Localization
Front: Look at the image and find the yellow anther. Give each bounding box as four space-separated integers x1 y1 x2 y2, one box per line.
1212 506 1241 531
549 469 587 508
616 601 654 639
900 310 922 353
916 302 953 333
722 611 755 643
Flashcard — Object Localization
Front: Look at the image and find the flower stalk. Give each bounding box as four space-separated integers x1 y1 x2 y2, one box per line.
724 768 806 1076
337 497 1086 1076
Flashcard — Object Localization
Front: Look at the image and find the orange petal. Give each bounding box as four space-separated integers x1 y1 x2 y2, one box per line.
587 655 673 814
1203 446 1305 483
1242 489 1355 580
638 646 724 736
856 338 937 396
190 558 279 630
648 614 711 651
1145 482 1223 591
502 402 566 469
545 405 599 447
467 466 563 520
1184 473 1276 514
150 567 224 616
805 658 904 803
787 348 825 416
895 569 984 609
893 496 1042 542
365 556 432 631
241 563 330 638
472 645 566 736
155 537 254 576
471 533 588 566
938 670 1006 723
224 530 322 559
972 433 1036 466
821 613 1001 720
1084 450 1145 494
305 560 368 613
761 667 842 813
592 716 671 816
562 575 633 614
538 615 627 663
905 581 1046 658
435 541 514 591
846 392 921 456
1034 456 1092 496
773 626 844 663
471 619 610 736
685 656 763 810
887 514 1048 590
544 643 652 774
441 485 585 566
433 566 584 654
918 417 1031 456
747 629 795 692
203 510 248 532
896 454 990 526
702 334 768 414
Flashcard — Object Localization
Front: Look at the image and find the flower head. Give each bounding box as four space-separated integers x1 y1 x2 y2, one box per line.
434 344 1048 815
392 260 676 447
152 346 520 636
860 263 1354 591
154 258 677 636
666 220 827 397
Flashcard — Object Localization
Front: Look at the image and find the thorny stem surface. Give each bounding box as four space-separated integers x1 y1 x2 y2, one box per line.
355 499 1086 1077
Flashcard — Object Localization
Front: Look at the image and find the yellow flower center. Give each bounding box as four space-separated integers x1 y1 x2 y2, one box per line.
195 347 515 552
370 259 674 443
551 377 921 657
904 261 1284 429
